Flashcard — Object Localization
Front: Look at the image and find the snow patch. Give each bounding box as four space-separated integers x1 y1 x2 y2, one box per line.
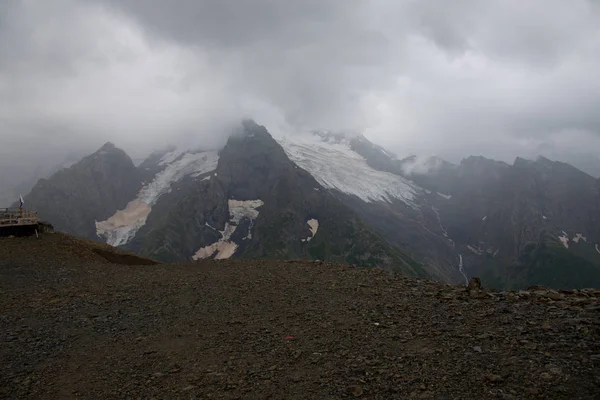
301 218 319 242
432 207 448 238
596 244 600 255
458 254 468 285
558 233 569 249
482 216 487 221
572 233 587 243
97 150 219 246
279 135 418 205
467 245 483 255
437 192 452 200
542 215 548 220
193 199 264 260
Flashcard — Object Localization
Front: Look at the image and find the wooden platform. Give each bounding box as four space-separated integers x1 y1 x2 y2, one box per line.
0 208 39 228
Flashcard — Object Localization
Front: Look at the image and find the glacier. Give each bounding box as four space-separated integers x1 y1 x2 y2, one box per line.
97 150 219 246
278 134 418 205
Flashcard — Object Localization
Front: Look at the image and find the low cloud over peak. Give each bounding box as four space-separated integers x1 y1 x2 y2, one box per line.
1 0 600 178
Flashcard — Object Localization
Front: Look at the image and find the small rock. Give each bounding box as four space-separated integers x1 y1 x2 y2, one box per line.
348 385 363 397
525 388 540 395
546 364 562 375
473 346 482 353
467 277 482 292
182 385 196 391
545 290 564 301
485 374 504 383
540 372 553 381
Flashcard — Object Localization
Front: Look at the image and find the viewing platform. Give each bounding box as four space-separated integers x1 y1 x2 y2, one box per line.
0 208 38 227
0 207 42 237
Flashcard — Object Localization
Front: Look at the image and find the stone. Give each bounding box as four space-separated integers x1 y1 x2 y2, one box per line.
467 277 482 291
540 372 553 381
485 374 504 383
348 386 363 397
545 291 564 301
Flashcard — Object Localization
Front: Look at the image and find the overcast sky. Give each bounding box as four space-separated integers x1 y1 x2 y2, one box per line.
1 0 600 178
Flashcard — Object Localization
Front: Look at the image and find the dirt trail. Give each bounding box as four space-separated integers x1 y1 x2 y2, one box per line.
1 234 599 399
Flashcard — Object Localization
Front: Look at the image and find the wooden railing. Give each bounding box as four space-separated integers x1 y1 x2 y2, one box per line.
0 208 39 227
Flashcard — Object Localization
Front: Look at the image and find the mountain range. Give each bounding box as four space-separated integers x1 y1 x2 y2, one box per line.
19 120 600 289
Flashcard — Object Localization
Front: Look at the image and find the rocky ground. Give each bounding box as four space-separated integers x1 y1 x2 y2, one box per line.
1 233 599 399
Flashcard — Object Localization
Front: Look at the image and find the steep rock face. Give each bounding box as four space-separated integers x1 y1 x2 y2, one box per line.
422 156 600 289
278 132 463 282
24 143 141 239
289 132 600 289
334 194 462 282
128 121 426 277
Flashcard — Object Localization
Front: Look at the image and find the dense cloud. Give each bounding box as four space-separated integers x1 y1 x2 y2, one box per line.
1 0 600 195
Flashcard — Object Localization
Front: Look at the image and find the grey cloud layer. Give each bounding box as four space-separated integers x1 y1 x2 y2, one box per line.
1 0 600 172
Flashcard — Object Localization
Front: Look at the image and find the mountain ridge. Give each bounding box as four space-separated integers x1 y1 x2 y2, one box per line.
19 121 600 289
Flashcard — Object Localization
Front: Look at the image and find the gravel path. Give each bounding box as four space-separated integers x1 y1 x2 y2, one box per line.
1 234 599 399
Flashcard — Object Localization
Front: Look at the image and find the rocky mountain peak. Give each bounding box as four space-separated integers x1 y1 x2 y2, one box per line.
461 155 509 168
98 141 117 151
23 142 142 239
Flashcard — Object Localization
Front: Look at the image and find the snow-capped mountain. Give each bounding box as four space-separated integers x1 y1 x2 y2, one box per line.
22 121 600 289
278 131 463 282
